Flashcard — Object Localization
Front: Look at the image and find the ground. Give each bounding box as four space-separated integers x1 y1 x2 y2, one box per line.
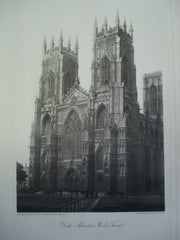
17 193 164 212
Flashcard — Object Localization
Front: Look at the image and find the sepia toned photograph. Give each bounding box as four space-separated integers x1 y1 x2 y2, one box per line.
16 11 164 213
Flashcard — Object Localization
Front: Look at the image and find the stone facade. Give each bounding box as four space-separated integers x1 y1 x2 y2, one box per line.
29 16 164 196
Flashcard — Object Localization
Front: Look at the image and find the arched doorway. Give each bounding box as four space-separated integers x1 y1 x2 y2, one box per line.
64 167 79 192
96 173 104 193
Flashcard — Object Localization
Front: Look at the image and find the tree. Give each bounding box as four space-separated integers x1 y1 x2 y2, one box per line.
16 162 27 183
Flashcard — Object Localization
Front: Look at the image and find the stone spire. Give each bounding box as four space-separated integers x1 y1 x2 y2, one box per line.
43 36 47 54
123 19 127 32
51 36 55 50
129 21 133 38
74 75 79 87
59 30 63 48
104 15 108 32
115 10 120 27
68 37 71 50
94 17 98 39
75 36 79 55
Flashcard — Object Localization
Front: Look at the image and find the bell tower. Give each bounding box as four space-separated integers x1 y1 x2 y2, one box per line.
39 33 79 106
90 13 140 195
143 71 163 119
91 15 137 101
29 33 79 191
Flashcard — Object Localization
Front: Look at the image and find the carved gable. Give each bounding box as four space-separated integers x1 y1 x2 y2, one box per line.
63 87 89 106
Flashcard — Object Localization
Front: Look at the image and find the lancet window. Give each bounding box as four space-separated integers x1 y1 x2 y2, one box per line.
100 55 110 85
150 85 157 115
96 105 107 128
48 71 55 98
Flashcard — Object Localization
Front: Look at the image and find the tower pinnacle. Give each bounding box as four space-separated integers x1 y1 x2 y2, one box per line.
68 37 71 50
129 21 133 38
59 30 63 47
43 36 47 54
75 36 79 55
94 17 98 39
104 16 108 32
123 19 127 32
51 36 55 50
115 10 120 27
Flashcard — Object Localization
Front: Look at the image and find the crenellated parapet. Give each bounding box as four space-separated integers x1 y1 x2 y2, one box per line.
40 32 79 106
94 13 133 42
43 33 79 58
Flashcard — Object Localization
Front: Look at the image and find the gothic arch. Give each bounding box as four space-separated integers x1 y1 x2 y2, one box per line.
96 104 107 128
63 107 82 126
124 105 131 117
111 126 118 137
121 56 130 87
100 55 110 86
150 85 157 115
63 71 72 95
47 70 55 98
42 114 51 135
63 167 79 191
62 109 82 160
124 105 131 129
150 85 157 101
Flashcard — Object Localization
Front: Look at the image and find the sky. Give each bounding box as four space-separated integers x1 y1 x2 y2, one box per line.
0 0 176 167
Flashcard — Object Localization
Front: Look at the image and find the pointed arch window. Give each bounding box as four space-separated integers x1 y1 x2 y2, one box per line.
125 105 131 129
42 114 51 135
101 56 110 85
96 105 107 128
63 110 82 160
48 71 55 98
121 56 129 86
150 85 157 115
63 71 71 95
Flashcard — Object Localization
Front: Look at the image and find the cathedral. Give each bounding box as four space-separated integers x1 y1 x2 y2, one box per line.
29 14 164 197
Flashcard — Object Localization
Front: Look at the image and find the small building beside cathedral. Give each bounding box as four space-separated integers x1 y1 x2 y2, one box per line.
29 14 164 197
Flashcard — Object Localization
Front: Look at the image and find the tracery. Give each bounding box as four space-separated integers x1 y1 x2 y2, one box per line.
63 110 82 160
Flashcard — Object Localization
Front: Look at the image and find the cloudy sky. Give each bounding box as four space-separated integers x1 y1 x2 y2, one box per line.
0 0 177 167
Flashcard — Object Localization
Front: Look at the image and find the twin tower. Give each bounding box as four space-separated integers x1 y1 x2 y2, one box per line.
29 14 164 196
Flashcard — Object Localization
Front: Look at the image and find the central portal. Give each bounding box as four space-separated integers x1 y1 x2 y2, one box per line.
64 167 79 191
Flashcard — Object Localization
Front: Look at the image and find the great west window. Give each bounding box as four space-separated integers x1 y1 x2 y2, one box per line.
63 110 82 160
